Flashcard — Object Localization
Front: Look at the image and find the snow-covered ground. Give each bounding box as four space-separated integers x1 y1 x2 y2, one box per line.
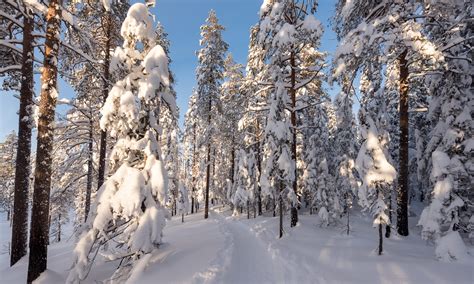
0 208 472 283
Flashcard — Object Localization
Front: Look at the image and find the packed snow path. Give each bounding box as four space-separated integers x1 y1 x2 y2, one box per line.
139 208 288 283
211 211 285 283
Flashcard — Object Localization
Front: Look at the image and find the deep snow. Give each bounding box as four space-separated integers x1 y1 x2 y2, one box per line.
0 207 472 283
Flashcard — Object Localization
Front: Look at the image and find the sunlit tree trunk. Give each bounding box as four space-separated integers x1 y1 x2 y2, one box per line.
27 0 61 281
10 10 34 267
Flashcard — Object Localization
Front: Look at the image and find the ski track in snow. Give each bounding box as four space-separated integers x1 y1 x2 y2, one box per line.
211 209 284 284
190 210 234 283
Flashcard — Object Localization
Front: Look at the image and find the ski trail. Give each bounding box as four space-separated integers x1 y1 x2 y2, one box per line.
213 210 285 284
190 212 234 284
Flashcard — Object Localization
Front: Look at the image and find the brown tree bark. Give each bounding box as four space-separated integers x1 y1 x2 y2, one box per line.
27 0 61 281
10 11 34 267
397 49 409 236
97 11 111 190
290 52 298 227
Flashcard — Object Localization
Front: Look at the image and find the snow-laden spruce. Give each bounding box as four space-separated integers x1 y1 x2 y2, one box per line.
67 2 172 283
417 0 472 262
177 182 189 222
233 149 250 215
333 91 359 234
355 112 396 255
260 81 298 238
258 0 325 229
193 10 229 219
332 0 445 238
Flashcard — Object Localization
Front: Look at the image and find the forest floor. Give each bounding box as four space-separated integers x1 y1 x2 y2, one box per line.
0 206 473 283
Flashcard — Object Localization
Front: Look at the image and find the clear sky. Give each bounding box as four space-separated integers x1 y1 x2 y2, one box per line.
0 0 340 141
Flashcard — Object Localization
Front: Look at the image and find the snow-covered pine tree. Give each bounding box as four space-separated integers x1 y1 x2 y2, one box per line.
183 92 200 213
258 0 325 227
260 81 297 238
0 132 17 221
333 91 359 234
177 182 189 223
49 129 76 243
410 83 430 203
417 0 472 262
302 133 318 215
333 0 443 237
195 10 228 219
307 103 341 226
356 111 397 255
220 53 245 206
154 22 180 216
51 102 100 229
67 2 171 282
240 24 268 215
61 1 129 220
246 149 259 218
233 149 250 216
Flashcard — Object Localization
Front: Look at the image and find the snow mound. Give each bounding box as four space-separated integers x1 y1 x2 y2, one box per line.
435 231 469 262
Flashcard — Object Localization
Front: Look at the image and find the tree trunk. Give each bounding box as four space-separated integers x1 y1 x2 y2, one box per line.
211 148 216 208
27 0 60 281
204 142 211 219
254 202 256 219
346 209 350 235
230 142 235 186
182 213 184 223
57 214 61 243
204 143 211 219
84 119 94 222
397 49 409 237
290 52 298 227
247 200 250 219
279 187 283 239
273 197 276 217
378 219 383 255
10 11 34 267
256 141 262 215
191 126 197 214
97 11 112 190
204 96 212 219
386 186 392 238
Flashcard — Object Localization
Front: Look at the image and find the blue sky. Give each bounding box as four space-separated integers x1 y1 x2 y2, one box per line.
0 0 340 140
